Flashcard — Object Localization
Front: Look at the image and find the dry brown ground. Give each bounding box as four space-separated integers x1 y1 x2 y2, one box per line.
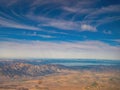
0 71 120 90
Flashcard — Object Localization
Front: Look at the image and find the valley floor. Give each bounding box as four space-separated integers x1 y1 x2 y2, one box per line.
0 70 120 90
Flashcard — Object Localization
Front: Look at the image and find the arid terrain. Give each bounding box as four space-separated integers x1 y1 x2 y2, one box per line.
0 60 120 90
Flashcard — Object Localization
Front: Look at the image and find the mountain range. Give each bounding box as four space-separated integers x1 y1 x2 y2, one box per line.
0 60 120 79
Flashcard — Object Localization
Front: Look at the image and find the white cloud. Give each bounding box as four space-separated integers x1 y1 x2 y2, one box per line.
0 40 120 60
81 24 96 32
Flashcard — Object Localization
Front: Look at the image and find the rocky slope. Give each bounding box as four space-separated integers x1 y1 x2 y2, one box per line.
0 61 67 78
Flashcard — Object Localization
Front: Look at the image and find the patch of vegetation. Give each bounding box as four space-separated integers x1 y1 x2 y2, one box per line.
91 81 98 87
17 87 29 90
109 78 113 81
38 80 42 84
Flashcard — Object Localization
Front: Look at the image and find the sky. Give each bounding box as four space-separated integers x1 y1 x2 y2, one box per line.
0 0 120 60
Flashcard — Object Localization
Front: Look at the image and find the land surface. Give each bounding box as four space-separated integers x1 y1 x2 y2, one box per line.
0 60 120 90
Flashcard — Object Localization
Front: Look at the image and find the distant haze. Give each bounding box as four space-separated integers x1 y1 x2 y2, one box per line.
0 40 120 60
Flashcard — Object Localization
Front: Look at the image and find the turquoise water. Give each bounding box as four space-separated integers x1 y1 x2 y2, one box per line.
34 59 120 66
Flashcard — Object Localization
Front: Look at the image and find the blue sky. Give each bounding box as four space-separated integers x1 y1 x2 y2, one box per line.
0 0 120 60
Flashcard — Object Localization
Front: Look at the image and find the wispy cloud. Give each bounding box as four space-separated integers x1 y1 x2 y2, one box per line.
0 16 40 30
23 0 99 32
113 39 120 44
46 30 68 35
83 5 120 27
0 40 120 60
108 39 120 44
39 34 54 38
0 0 119 33
63 7 78 13
0 0 120 50
24 32 54 38
103 30 112 34
41 20 80 30
27 14 98 32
